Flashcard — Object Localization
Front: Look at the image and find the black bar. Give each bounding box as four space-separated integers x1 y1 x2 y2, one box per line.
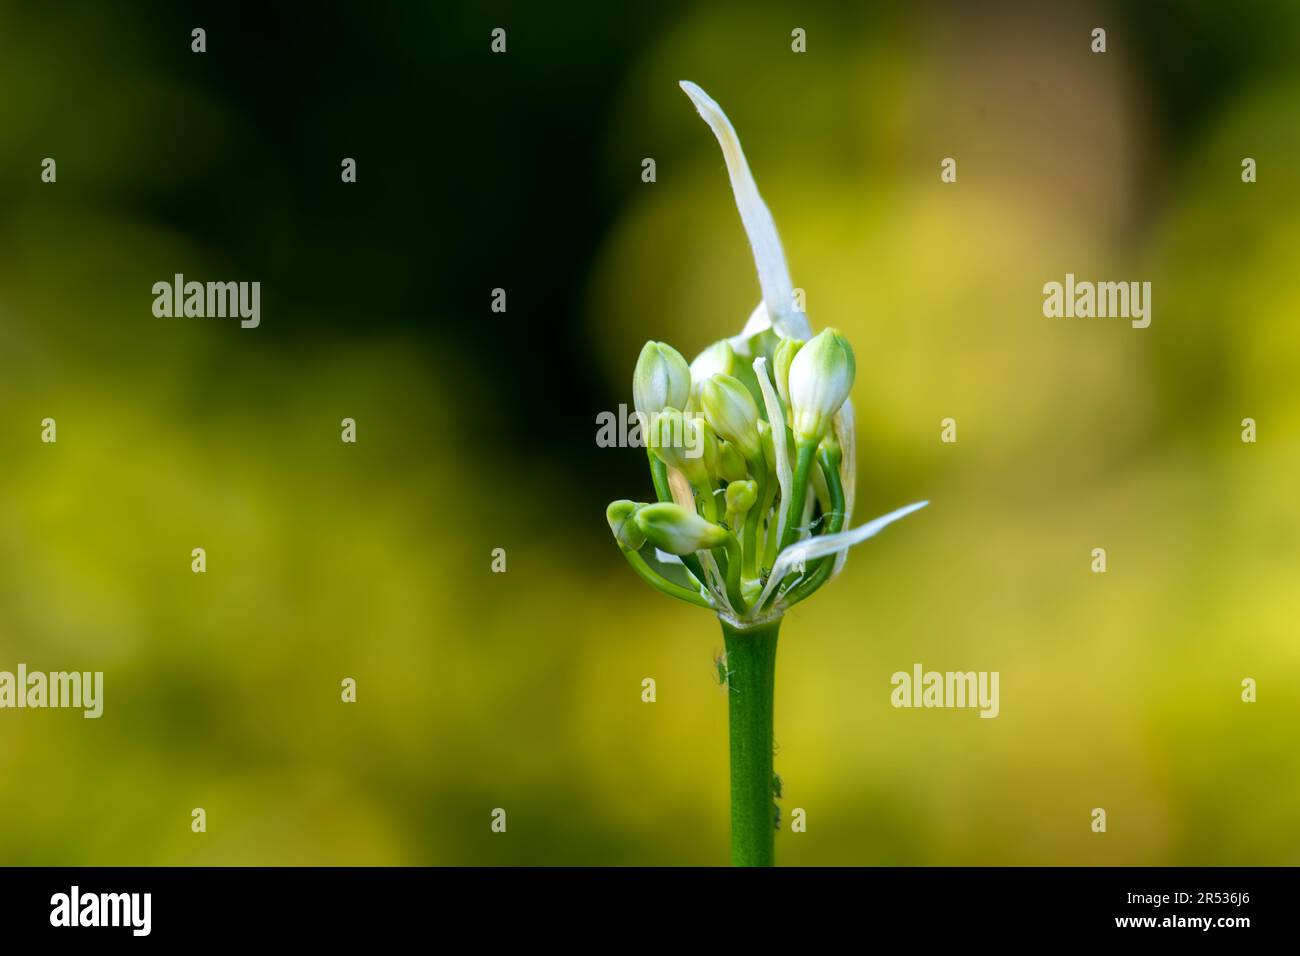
0 867 1287 942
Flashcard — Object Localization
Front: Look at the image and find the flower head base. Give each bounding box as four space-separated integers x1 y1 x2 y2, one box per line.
604 83 927 624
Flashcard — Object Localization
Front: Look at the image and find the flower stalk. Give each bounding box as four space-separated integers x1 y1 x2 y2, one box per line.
720 617 780 867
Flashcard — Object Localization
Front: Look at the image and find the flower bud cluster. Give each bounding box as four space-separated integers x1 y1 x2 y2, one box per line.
608 327 858 619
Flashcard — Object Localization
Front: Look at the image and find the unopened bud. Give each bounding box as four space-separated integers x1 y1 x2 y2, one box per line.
718 440 748 483
648 407 709 486
633 502 730 555
689 340 740 402
606 500 647 551
701 373 761 460
633 341 691 420
788 327 855 445
725 479 757 515
773 336 802 410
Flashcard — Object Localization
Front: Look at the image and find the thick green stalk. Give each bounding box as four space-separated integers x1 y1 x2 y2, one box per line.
720 617 780 866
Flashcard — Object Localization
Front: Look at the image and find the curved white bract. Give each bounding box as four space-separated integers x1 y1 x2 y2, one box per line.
757 501 929 611
680 81 812 342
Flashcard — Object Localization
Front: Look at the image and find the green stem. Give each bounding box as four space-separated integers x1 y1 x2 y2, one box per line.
695 482 719 523
720 617 780 866
782 446 845 607
647 448 673 502
779 441 817 553
741 463 765 580
621 551 713 608
718 537 748 614
762 491 779 569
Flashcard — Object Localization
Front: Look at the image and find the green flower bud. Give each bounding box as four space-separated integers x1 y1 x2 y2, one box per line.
700 373 761 460
633 341 691 420
633 502 730 555
725 479 757 515
717 439 748 483
773 337 803 410
647 407 709 486
788 327 855 445
606 500 647 551
724 478 758 538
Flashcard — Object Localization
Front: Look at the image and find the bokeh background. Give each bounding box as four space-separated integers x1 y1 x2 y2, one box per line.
1 0 1297 864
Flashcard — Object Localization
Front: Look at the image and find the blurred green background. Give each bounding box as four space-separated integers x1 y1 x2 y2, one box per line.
1 0 1297 864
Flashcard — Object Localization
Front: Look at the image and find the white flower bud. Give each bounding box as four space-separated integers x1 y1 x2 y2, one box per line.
787 327 855 445
633 503 730 555
633 341 691 420
700 373 761 460
690 340 739 390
